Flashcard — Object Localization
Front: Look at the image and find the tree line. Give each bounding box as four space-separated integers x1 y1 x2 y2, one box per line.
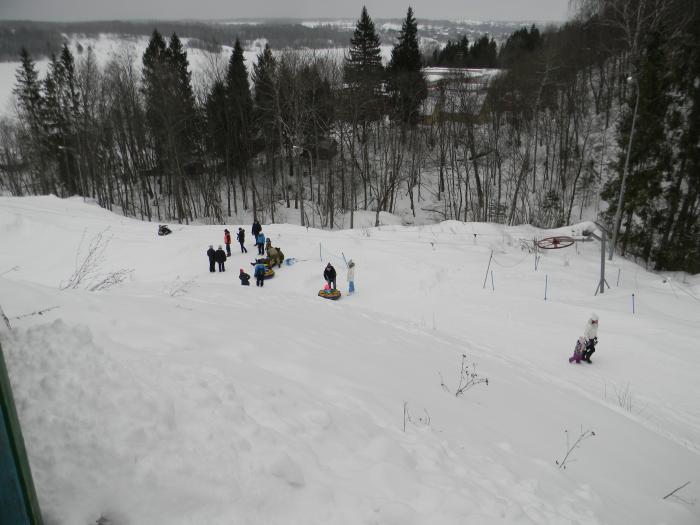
1 1 698 272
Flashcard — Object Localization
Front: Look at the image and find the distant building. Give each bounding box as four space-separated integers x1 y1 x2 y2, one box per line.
420 67 501 124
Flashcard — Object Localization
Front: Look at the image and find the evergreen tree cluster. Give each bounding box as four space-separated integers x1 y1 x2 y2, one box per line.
429 34 499 68
2 2 699 272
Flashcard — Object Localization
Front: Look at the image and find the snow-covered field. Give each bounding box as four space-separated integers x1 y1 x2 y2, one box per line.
1 195 699 524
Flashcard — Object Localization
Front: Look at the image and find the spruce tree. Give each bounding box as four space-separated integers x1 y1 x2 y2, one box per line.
344 6 384 122
142 29 170 176
13 47 51 193
227 38 254 169
387 6 427 125
166 33 198 162
14 48 44 128
252 44 278 144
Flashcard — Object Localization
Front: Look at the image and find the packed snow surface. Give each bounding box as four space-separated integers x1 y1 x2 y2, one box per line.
1 196 699 524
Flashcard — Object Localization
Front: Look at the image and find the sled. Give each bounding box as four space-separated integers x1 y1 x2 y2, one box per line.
264 268 275 279
318 289 341 300
157 225 172 236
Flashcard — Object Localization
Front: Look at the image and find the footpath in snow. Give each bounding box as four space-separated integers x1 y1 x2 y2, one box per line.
1 195 699 524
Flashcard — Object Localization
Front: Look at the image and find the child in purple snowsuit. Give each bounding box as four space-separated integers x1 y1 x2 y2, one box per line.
569 337 585 363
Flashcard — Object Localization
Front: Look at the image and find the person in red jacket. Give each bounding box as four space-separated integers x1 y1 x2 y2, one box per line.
224 229 232 257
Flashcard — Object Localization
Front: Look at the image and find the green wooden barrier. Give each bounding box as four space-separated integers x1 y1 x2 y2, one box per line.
0 340 43 525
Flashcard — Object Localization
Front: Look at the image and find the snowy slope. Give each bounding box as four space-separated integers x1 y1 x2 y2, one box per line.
1 195 699 524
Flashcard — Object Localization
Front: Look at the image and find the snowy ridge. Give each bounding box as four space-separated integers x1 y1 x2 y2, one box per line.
1 195 699 524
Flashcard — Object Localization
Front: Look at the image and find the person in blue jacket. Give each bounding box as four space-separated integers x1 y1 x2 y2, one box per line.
256 231 266 255
253 259 267 287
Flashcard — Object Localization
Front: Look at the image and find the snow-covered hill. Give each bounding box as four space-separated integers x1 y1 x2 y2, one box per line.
1 195 699 524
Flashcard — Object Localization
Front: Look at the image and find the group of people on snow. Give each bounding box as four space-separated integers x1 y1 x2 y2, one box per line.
206 245 227 273
322 260 355 294
209 220 603 366
205 219 356 296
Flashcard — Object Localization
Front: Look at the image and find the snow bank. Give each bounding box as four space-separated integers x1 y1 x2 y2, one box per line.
1 195 699 524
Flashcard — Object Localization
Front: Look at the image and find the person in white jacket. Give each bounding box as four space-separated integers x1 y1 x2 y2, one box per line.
582 313 599 363
347 260 356 294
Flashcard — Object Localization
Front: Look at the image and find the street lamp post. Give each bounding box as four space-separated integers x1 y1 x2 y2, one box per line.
609 76 640 261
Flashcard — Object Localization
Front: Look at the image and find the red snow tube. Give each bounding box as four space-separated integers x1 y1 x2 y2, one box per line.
318 289 341 300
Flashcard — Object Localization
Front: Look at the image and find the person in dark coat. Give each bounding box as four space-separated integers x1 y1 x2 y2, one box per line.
237 227 247 253
253 260 266 287
215 245 227 272
207 245 216 273
239 268 250 286
323 263 337 290
224 229 232 257
251 220 262 244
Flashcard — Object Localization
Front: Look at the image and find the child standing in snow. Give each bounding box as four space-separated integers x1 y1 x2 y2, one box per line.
253 260 266 287
582 313 599 363
347 260 355 294
569 337 585 364
256 232 266 255
224 229 232 257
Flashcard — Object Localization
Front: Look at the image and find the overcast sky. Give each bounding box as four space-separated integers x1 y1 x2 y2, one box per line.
0 0 572 22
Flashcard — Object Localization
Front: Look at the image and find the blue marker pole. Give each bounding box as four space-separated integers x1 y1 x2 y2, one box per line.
544 274 548 301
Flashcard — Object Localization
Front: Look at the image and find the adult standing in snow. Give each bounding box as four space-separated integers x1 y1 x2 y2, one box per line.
253 260 266 287
206 245 216 273
256 231 266 255
224 229 232 257
215 245 227 272
251 220 262 245
582 313 599 363
237 227 247 253
347 260 356 294
324 263 337 290
239 268 250 286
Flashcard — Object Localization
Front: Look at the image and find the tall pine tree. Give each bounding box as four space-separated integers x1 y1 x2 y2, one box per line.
387 7 427 125
13 47 51 193
344 6 384 123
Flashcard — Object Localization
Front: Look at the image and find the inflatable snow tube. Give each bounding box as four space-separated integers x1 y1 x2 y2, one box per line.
318 289 341 300
264 268 275 279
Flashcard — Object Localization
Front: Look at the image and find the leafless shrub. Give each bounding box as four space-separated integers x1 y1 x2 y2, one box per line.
603 380 636 413
0 265 19 277
60 228 133 292
403 401 431 432
11 306 59 320
165 276 197 297
88 269 134 291
440 354 489 397
556 426 596 469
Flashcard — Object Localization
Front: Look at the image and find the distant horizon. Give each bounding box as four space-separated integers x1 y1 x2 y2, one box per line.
0 16 564 24
0 0 571 24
